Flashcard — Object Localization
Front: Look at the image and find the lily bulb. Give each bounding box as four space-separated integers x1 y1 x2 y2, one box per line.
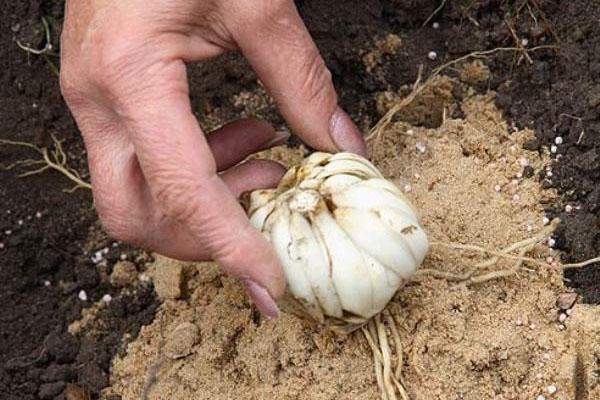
248 152 428 327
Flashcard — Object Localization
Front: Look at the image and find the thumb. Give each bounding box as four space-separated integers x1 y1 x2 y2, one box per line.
232 1 366 156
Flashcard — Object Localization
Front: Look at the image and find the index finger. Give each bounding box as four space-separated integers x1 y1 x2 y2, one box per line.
230 1 367 156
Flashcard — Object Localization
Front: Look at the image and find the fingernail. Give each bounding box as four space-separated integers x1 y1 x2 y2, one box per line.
240 278 280 319
262 130 290 149
329 107 368 157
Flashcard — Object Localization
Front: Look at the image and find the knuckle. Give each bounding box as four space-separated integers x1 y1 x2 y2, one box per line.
96 206 138 244
153 174 204 223
297 51 334 105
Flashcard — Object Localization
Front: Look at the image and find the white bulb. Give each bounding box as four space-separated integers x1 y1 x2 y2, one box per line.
248 152 428 327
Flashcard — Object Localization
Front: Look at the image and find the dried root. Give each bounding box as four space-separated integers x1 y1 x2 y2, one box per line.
417 218 600 285
362 312 409 400
15 16 59 77
0 135 91 192
366 45 559 143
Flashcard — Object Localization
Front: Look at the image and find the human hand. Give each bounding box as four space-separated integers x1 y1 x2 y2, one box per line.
60 0 366 318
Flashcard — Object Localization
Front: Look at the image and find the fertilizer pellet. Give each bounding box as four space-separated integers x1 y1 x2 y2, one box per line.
527 225 533 232
43 280 51 287
432 22 439 29
548 238 556 248
529 323 536 330
427 51 437 60
416 141 427 154
404 184 412 193
547 385 557 395
543 217 550 225
102 294 112 303
513 194 520 201
516 319 523 326
558 313 567 323
537 395 546 400
78 290 88 301
542 353 551 361
35 211 42 218
550 145 557 153
565 204 573 212
519 158 529 167
120 253 127 261
17 219 23 226
5 230 12 235
554 136 563 145
546 170 553 177
0 243 4 250
536 373 543 380
521 38 529 47
494 184 502 192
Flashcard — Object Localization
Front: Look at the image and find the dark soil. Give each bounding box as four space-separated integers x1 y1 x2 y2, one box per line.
1 0 599 399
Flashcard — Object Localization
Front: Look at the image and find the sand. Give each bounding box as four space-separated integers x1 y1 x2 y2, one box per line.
101 76 600 400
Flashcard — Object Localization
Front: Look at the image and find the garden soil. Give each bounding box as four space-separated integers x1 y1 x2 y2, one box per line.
104 80 599 400
1 0 599 399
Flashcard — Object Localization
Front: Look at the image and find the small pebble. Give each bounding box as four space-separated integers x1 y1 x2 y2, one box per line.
566 308 574 316
513 194 520 201
543 217 550 225
558 313 567 323
547 385 557 395
432 22 440 29
415 141 427 154
78 290 88 301
546 256 554 264
139 273 151 282
0 243 4 250
102 294 112 303
516 319 523 326
35 211 42 218
102 247 109 255
519 157 529 167
529 323 536 330
5 230 12 235
494 184 502 192
557 293 578 310
427 51 437 60
43 280 51 287
548 238 556 248
537 395 546 400
565 204 573 212
521 38 529 47
404 184 413 193
550 145 557 153
18 219 23 226
542 353 551 361
558 324 565 331
527 225 533 232
406 129 414 135
536 373 543 380
546 170 553 177
112 242 119 248
554 136 563 145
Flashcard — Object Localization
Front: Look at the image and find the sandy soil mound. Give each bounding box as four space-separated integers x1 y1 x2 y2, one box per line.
102 78 598 400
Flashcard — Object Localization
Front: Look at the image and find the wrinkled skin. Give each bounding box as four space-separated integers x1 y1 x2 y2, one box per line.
60 0 366 317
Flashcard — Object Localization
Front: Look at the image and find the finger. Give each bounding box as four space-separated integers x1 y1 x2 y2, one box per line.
119 60 285 312
220 159 286 198
207 118 289 171
231 1 367 156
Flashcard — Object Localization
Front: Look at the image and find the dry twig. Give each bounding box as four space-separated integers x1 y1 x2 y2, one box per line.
0 135 91 192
